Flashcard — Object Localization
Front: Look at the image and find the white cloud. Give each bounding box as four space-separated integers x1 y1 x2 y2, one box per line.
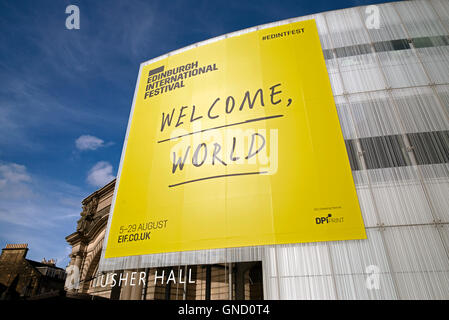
87 161 115 187
0 162 33 199
75 135 105 151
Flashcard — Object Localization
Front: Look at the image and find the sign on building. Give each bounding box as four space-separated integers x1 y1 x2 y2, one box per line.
104 20 366 259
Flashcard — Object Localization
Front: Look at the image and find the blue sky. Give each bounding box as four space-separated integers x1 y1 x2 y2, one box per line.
0 0 388 267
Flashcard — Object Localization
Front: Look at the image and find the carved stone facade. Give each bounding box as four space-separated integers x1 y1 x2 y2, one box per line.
65 180 114 297
65 179 263 300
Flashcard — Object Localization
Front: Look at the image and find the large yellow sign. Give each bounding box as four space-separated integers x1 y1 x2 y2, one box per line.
104 20 366 259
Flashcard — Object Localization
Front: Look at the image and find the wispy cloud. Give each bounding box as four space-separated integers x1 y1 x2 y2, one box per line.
0 161 85 267
0 162 34 199
0 1 152 152
0 162 31 183
87 161 115 187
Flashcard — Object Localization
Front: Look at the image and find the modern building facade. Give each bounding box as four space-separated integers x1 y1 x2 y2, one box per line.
66 0 449 299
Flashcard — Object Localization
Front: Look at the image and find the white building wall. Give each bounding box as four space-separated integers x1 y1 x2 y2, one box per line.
99 0 449 300
262 0 449 299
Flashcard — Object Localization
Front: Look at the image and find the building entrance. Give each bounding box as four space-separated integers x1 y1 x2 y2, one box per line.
90 261 263 300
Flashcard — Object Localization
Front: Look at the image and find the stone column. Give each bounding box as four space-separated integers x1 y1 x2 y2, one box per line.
120 269 145 300
234 262 257 300
129 269 145 300
119 270 133 300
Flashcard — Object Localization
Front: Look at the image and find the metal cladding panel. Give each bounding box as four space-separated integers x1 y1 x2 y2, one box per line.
97 0 449 300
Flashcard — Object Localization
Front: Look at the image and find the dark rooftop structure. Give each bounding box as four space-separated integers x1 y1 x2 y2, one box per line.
0 243 66 300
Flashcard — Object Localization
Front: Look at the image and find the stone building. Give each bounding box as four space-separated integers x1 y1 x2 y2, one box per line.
0 244 66 300
65 179 263 300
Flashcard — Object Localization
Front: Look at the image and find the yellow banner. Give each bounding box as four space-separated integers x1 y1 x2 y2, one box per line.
104 20 366 259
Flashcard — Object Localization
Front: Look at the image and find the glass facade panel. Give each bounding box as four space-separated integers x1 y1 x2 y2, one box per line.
393 87 449 133
377 50 429 88
394 0 446 38
338 54 387 93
